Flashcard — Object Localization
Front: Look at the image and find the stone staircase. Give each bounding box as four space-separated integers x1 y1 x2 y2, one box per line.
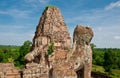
0 63 20 78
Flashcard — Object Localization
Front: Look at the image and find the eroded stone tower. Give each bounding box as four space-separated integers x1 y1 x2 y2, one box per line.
25 6 71 63
24 6 93 78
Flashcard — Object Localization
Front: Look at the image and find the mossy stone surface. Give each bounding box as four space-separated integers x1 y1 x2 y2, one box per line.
43 5 57 14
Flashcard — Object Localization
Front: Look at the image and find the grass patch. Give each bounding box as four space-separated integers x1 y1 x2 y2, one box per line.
92 65 120 78
111 69 120 78
92 64 106 73
92 64 109 76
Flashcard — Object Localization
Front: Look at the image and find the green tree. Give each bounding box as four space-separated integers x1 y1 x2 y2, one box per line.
0 52 4 62
103 49 113 73
112 50 118 69
93 55 104 66
2 48 11 63
94 48 105 66
0 46 20 63
90 43 97 64
90 43 96 50
16 40 32 68
117 56 120 68
90 43 96 59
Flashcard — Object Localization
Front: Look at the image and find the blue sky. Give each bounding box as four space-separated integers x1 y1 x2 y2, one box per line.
0 0 120 48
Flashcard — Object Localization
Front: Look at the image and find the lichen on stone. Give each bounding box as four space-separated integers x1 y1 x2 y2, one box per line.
43 5 57 14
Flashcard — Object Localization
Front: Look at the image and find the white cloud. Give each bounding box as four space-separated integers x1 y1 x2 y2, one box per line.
24 0 50 8
0 9 31 18
0 0 51 18
114 36 120 40
92 26 120 48
0 32 33 45
105 1 120 10
26 0 50 4
0 25 27 31
0 23 35 45
0 24 36 33
98 27 102 32
38 0 50 4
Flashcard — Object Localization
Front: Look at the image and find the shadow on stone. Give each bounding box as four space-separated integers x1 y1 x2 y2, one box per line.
76 68 84 78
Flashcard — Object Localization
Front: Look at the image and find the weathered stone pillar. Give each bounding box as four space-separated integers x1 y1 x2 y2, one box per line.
73 25 93 78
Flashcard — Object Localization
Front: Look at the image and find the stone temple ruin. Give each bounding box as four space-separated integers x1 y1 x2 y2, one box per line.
0 6 94 78
24 6 94 78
